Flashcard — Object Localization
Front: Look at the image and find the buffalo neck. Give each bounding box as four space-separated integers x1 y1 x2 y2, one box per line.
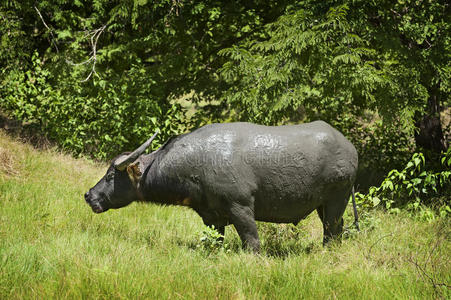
138 151 193 206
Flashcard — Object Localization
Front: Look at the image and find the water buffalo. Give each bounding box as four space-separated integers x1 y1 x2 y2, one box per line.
84 121 358 252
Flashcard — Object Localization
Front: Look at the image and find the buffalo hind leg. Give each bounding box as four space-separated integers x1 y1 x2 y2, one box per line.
229 203 260 253
316 202 346 245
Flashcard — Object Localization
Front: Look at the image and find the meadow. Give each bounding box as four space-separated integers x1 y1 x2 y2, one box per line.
0 130 449 299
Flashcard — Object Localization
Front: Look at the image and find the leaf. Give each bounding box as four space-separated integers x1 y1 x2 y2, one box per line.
414 157 421 167
371 196 381 206
411 178 422 185
386 181 394 191
57 30 72 39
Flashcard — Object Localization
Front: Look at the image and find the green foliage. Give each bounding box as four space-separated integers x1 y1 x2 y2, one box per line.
218 4 429 126
0 0 291 159
0 8 28 71
356 149 451 220
218 0 449 175
196 225 230 255
0 52 187 159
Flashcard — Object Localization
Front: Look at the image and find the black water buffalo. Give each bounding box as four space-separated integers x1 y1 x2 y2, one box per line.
84 121 358 252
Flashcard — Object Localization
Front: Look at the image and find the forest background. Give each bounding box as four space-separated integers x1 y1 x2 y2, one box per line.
1 0 450 213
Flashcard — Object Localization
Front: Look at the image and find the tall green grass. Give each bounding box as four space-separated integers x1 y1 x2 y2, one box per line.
0 130 449 299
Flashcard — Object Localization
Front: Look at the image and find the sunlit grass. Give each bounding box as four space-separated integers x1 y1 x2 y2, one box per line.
0 130 449 299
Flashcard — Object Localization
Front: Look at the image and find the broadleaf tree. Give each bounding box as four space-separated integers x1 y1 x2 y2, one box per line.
0 0 449 170
218 1 449 160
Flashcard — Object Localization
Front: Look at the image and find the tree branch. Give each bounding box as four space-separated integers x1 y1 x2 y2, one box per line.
34 6 59 53
66 25 107 82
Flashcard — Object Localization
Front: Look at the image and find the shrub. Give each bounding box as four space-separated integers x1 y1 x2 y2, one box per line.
196 226 230 255
0 53 188 160
356 148 451 220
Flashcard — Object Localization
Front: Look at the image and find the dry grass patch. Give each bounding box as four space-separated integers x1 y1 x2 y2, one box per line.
0 147 19 177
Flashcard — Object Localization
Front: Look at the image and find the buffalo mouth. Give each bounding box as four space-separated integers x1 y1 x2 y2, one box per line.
89 202 107 214
85 195 110 214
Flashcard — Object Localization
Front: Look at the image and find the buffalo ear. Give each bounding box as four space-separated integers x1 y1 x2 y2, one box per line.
126 162 142 187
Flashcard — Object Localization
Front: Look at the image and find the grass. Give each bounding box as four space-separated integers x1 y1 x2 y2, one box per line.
0 130 450 299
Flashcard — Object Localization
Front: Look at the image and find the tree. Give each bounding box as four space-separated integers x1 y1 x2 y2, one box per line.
349 0 450 154
1 0 449 167
218 1 450 164
0 0 294 158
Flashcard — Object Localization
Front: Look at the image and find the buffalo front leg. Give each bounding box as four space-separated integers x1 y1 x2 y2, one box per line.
229 203 260 253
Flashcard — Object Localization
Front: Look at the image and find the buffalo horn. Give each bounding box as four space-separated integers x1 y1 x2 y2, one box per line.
114 132 158 170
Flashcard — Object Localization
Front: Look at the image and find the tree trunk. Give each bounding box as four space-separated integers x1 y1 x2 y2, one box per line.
414 88 448 153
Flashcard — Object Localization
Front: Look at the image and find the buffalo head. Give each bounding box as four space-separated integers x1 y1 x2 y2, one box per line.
84 132 157 213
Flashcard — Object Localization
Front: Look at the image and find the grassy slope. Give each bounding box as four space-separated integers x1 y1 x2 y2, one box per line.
0 130 449 299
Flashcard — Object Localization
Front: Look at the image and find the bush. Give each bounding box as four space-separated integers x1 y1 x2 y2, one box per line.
356 148 451 220
196 226 230 255
0 53 189 159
